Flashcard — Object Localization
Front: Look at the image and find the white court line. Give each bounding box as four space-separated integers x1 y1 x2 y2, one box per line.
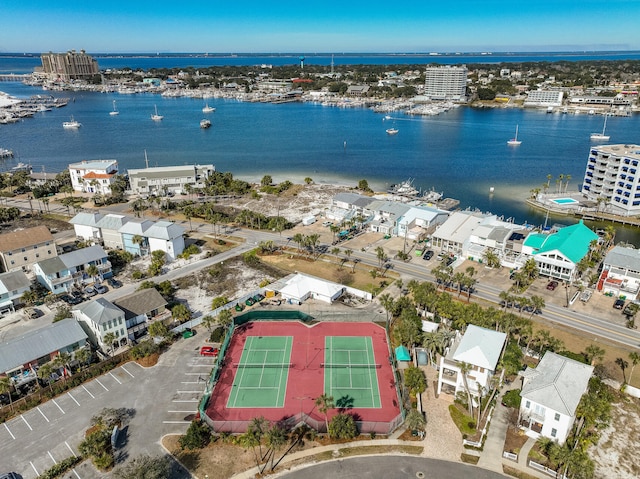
48 450 57 464
121 365 135 378
4 423 15 440
162 420 192 424
52 398 65 414
82 385 95 399
37 406 50 422
21 414 33 431
95 378 109 391
109 371 122 384
30 462 39 476
172 399 199 402
72 469 81 479
66 441 77 457
68 391 80 406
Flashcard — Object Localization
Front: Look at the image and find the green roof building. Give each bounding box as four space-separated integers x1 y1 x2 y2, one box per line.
523 221 598 281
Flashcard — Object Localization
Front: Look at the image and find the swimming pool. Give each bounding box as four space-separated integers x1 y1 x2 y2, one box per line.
552 198 579 205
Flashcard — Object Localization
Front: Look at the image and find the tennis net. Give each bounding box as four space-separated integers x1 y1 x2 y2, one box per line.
321 363 381 369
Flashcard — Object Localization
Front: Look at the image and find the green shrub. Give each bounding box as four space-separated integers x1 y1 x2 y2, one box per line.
130 340 159 359
179 420 211 450
37 455 82 479
132 270 144 280
501 389 522 409
209 328 225 343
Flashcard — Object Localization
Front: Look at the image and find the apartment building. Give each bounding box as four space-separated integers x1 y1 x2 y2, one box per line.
0 226 57 273
424 66 468 101
40 50 99 81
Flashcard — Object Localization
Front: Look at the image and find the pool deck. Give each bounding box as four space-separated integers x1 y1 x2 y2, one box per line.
526 193 640 227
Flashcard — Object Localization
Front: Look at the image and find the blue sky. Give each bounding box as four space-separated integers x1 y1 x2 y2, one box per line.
1 1 639 53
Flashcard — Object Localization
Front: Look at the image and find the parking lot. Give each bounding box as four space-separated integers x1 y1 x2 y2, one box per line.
1 333 215 478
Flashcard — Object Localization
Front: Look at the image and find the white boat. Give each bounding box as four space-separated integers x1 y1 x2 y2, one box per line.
202 103 216 113
200 119 211 129
63 116 81 129
386 128 399 135
0 148 13 158
590 114 610 141
151 105 163 121
109 100 119 116
507 125 521 146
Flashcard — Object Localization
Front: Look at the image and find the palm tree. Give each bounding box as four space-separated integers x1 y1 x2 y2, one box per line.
265 423 287 472
616 357 629 383
86 263 100 282
404 409 426 434
458 362 474 416
629 352 640 385
37 362 55 386
292 233 304 253
74 348 91 370
305 233 320 259
248 416 269 460
375 246 386 270
182 205 195 231
53 352 72 381
378 293 394 327
0 376 14 412
103 332 117 356
314 394 335 434
584 344 605 365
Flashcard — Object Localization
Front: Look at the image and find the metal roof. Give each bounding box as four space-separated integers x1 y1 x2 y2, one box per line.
0 270 31 292
0 318 87 373
451 324 506 370
35 256 67 276
524 220 598 264
604 245 640 272
60 245 107 268
145 221 184 240
95 213 129 231
74 297 123 326
118 219 153 235
69 212 104 227
520 352 593 417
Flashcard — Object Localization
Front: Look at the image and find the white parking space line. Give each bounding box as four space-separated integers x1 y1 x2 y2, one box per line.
37 406 50 422
66 441 77 457
184 372 203 376
21 414 33 431
72 469 81 479
68 391 81 406
172 399 200 403
95 378 109 391
168 410 197 413
4 423 15 440
30 461 39 476
109 371 122 384
52 398 65 414
162 420 192 424
48 450 58 464
121 365 135 378
181 381 199 384
82 385 95 399
177 390 203 393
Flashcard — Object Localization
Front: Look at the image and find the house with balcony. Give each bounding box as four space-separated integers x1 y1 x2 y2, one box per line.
364 200 410 236
69 212 104 242
33 245 112 294
431 211 489 256
0 225 57 273
94 214 129 249
69 159 119 195
127 164 215 196
118 219 153 257
145 221 185 260
598 245 640 300
519 352 593 444
463 216 529 266
0 318 88 389
72 298 127 352
522 220 598 282
0 270 32 314
327 192 374 224
437 324 507 400
112 288 170 341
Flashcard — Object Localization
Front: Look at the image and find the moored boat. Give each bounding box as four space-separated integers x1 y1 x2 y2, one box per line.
151 105 163 121
63 116 81 129
202 103 216 113
386 128 399 135
200 119 211 129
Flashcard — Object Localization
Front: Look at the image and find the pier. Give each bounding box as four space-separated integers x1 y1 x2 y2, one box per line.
526 198 640 227
0 74 31 82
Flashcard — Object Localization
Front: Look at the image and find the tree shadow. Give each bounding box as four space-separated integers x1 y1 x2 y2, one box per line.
335 395 354 412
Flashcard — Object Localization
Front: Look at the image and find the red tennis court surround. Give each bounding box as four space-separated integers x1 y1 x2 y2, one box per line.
204 321 403 434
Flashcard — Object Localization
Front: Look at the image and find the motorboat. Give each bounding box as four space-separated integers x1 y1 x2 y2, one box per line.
202 103 216 113
63 116 81 129
200 119 211 129
386 128 399 135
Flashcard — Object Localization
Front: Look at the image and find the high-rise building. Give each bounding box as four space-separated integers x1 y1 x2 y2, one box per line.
582 144 640 216
424 66 468 101
40 50 99 81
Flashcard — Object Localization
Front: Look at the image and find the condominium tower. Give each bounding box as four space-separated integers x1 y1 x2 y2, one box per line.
40 50 99 81
424 66 468 101
582 144 640 216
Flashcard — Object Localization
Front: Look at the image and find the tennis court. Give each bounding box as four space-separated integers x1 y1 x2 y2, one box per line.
226 335 292 408
324 336 381 408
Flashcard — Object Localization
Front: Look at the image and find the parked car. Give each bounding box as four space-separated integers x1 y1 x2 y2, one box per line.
94 284 108 294
84 286 97 297
182 329 194 339
245 297 256 306
0 473 19 479
423 250 434 260
614 298 625 309
546 280 559 291
253 293 265 302
61 294 82 305
24 308 42 319
108 278 122 289
200 346 219 357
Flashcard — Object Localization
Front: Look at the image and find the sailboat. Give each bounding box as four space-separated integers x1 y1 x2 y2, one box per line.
590 114 610 141
202 103 215 113
151 105 163 121
109 100 119 116
507 125 521 146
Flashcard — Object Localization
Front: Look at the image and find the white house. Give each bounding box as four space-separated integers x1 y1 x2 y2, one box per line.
94 214 129 249
437 324 507 400
598 245 640 300
69 212 104 242
519 352 593 444
464 215 529 265
145 221 185 260
431 211 489 256
267 272 372 304
397 205 449 240
68 159 119 194
72 297 127 352
0 270 32 314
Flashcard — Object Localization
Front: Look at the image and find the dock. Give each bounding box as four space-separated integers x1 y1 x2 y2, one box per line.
526 198 640 227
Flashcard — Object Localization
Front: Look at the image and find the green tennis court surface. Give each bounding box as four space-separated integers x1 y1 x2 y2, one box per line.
226 336 292 408
324 336 381 408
